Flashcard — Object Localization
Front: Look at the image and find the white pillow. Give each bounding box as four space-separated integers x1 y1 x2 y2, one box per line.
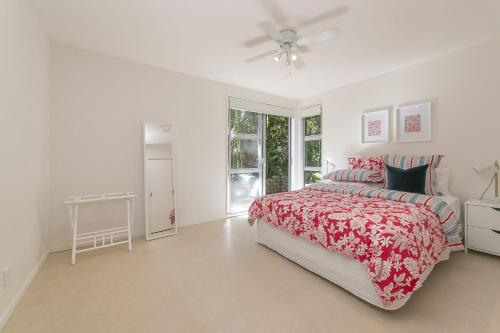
435 168 451 196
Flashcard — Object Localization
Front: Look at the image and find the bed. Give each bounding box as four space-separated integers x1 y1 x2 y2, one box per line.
249 181 463 310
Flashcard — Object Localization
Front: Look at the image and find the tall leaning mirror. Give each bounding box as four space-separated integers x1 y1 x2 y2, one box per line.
143 123 177 240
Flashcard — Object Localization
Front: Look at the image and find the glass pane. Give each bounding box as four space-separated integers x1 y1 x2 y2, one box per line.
230 109 259 134
304 115 321 136
231 139 258 169
304 171 322 186
305 140 321 167
230 173 260 213
266 115 289 194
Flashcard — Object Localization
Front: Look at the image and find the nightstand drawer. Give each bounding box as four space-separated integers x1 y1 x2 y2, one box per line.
467 204 500 229
467 226 500 255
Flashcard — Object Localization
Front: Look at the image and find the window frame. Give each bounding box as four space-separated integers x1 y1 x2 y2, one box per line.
302 112 322 187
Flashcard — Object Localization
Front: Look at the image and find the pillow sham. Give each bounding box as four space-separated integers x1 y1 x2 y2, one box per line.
382 154 443 196
385 164 428 194
435 168 451 196
347 156 385 173
325 169 384 183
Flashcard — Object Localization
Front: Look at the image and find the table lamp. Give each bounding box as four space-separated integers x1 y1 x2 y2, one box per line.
473 160 499 200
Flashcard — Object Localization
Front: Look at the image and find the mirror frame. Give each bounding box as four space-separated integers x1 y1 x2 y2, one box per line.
143 122 178 240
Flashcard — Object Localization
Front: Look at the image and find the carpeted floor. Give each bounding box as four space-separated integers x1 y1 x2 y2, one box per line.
3 217 500 333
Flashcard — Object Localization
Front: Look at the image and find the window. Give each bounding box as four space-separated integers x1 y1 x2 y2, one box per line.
227 97 293 215
228 109 262 215
265 114 291 195
303 114 322 186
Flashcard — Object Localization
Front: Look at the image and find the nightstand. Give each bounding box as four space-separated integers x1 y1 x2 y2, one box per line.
465 199 500 255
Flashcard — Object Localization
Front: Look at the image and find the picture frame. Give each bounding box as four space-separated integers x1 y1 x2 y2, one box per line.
396 102 432 142
362 108 389 143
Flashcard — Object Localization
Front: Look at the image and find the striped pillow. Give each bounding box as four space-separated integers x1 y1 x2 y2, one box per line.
382 154 444 196
325 169 384 183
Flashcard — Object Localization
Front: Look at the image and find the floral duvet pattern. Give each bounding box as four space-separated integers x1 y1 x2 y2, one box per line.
248 184 461 306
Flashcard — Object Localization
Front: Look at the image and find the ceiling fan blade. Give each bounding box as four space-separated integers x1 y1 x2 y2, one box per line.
298 6 348 28
245 49 280 63
258 21 283 41
297 28 339 46
243 35 272 48
259 0 288 27
292 53 305 70
295 45 310 53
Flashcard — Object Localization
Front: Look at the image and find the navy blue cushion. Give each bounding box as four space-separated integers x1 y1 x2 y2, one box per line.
385 164 429 194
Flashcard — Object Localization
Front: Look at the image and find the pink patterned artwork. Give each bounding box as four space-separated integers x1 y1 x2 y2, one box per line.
367 120 381 136
405 114 421 133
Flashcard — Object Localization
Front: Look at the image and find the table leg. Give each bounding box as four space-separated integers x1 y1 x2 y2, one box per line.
71 204 79 265
127 199 132 251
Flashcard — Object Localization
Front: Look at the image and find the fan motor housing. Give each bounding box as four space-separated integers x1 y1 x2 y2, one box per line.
280 29 297 46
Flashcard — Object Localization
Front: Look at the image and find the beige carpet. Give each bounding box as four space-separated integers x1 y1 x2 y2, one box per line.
3 217 500 333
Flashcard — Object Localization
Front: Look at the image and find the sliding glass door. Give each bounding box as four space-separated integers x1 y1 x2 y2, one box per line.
227 109 291 215
228 109 263 215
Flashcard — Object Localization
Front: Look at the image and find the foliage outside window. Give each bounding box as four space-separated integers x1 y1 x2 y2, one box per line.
303 114 322 186
230 109 259 169
265 115 290 195
304 115 321 136
230 109 258 134
266 115 289 179
305 140 321 167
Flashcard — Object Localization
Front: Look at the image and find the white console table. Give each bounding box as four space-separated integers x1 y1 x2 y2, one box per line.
64 192 137 264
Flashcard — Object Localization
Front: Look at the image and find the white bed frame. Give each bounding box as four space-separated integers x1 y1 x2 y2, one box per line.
257 219 450 310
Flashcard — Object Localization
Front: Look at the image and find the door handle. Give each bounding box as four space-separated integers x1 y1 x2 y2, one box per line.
491 207 500 212
150 192 153 197
492 230 500 235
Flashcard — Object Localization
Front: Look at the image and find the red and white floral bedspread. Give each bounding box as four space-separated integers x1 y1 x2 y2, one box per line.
248 184 461 306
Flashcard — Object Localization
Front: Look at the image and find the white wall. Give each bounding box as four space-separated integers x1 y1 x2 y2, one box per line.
301 37 500 204
49 44 297 250
0 0 49 327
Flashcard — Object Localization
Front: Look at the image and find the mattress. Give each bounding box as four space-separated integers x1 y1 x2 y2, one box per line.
257 219 451 310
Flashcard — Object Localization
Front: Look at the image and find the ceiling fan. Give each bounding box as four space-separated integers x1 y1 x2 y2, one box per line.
245 23 339 70
244 2 347 71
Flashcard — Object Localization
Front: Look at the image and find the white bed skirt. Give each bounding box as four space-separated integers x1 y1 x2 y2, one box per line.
257 219 450 310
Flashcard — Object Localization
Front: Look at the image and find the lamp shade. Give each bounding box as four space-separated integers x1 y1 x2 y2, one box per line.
473 162 496 174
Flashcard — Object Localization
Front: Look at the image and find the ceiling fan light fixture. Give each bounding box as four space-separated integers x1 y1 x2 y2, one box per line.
274 50 284 62
245 20 340 73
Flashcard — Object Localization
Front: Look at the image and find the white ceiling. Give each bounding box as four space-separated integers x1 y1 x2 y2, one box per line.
31 0 500 99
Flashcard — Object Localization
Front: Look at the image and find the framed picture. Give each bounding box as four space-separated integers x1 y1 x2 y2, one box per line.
362 109 389 143
397 102 431 142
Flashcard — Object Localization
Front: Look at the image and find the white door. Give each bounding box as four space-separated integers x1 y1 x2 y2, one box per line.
147 159 174 233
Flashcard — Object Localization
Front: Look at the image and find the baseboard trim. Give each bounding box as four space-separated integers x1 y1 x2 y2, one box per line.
0 251 49 331
48 244 71 254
